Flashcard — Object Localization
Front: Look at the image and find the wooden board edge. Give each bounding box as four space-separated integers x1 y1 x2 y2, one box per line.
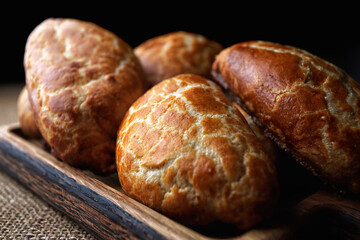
0 123 208 240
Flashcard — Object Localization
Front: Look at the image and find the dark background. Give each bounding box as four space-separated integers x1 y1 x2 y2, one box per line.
3 4 359 85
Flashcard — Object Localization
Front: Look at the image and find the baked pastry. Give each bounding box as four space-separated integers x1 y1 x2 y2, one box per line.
212 40 360 194
24 18 148 174
134 31 222 86
17 87 41 138
116 73 279 228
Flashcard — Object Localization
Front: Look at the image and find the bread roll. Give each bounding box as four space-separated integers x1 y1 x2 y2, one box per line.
116 73 278 229
17 87 41 138
212 40 360 194
134 31 222 86
24 18 148 174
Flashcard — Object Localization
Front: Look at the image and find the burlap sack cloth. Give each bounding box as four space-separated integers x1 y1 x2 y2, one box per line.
0 170 94 239
0 85 94 239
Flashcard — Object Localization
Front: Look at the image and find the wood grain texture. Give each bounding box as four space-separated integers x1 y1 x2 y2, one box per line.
0 124 172 240
1 123 360 239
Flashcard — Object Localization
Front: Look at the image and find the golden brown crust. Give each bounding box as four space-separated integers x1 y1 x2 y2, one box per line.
212 40 360 194
116 73 279 228
24 18 148 174
17 87 41 138
134 31 222 86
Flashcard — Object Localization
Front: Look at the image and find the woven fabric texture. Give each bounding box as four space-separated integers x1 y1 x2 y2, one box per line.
0 169 95 239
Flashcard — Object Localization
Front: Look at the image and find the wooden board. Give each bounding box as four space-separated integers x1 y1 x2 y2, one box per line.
0 123 359 240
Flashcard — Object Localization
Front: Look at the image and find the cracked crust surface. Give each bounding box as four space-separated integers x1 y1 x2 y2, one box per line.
212 40 360 194
134 31 222 86
24 18 148 174
116 74 278 229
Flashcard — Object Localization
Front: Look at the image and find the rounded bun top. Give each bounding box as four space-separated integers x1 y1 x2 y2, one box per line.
212 40 360 194
135 31 222 86
25 18 148 174
116 73 278 228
